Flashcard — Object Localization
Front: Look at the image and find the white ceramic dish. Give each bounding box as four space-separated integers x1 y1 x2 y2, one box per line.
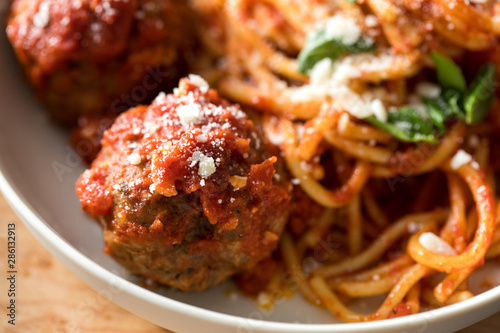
2 9 500 333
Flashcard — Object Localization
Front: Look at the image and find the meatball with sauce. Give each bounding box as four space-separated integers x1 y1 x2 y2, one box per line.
76 76 292 291
6 0 193 125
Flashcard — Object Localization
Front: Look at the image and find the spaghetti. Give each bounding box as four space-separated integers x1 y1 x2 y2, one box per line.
192 0 500 322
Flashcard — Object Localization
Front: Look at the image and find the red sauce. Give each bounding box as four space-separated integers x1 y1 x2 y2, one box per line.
76 77 291 256
75 164 112 216
388 303 413 319
288 187 324 236
7 0 193 125
70 115 117 164
7 0 136 74
235 257 277 296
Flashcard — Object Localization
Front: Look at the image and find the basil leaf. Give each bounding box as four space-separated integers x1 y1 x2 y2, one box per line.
424 89 470 132
463 63 496 125
423 97 448 131
441 89 465 120
365 56 495 143
346 0 357 3
297 28 375 74
366 107 437 143
431 51 467 93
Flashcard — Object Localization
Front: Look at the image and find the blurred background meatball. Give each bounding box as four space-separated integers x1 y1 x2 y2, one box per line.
6 0 194 126
76 77 292 291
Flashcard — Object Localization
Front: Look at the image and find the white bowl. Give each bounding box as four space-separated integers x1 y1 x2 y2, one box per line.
1 8 500 333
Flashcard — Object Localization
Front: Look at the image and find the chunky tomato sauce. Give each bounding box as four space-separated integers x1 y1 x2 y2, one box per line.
76 77 291 257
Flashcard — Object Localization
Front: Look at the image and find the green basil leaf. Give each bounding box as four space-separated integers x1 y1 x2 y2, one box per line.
463 63 496 125
297 28 375 74
423 97 448 131
431 51 467 93
365 57 495 143
346 0 357 3
441 89 465 120
424 90 469 132
366 107 437 143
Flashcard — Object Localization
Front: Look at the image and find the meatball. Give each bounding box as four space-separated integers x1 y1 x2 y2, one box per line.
75 76 292 291
6 0 193 125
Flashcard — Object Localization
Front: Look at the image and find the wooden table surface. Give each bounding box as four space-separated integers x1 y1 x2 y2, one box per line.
0 191 499 333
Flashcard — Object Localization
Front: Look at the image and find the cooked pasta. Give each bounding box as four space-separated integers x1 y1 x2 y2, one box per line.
191 0 500 322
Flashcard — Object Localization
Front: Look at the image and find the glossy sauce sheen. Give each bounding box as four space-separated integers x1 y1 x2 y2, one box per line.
76 77 291 257
6 0 184 74
6 0 192 125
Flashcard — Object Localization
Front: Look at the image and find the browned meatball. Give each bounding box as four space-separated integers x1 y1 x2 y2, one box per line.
6 0 193 125
75 77 292 291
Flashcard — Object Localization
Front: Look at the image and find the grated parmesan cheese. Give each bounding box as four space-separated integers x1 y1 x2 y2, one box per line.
196 134 208 143
256 292 272 309
450 149 472 170
190 151 216 178
291 53 406 121
477 185 487 194
416 82 441 99
127 153 142 165
188 74 210 93
364 15 378 28
338 113 350 132
324 14 362 45
331 60 360 84
419 232 457 256
33 2 50 28
309 58 334 85
370 99 387 122
154 92 166 102
176 104 204 126
61 16 70 26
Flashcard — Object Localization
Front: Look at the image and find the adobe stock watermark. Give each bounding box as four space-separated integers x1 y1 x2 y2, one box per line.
236 236 340 333
385 69 499 193
51 65 170 182
236 231 433 333
64 276 127 333
110 65 171 114
385 142 435 192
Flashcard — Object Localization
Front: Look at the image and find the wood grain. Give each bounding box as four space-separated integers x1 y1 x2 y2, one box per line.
0 191 499 332
0 193 171 333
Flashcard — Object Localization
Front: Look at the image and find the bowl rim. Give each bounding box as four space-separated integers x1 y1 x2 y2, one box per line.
1 163 500 333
